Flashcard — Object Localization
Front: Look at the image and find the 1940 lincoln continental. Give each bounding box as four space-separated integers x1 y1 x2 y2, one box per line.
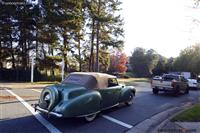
33 72 136 121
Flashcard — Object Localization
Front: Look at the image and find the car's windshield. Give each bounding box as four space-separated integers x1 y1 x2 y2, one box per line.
62 74 97 89
108 78 118 87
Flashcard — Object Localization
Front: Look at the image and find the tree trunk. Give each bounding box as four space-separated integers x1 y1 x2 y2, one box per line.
0 39 3 68
35 29 38 59
63 33 68 72
95 0 101 72
50 48 54 78
10 38 15 69
89 18 95 72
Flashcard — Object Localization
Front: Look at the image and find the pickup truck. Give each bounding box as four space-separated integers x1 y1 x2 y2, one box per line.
151 74 189 95
197 75 200 89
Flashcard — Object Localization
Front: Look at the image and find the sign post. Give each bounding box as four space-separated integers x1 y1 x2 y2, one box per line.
61 58 65 81
31 57 35 83
30 50 36 83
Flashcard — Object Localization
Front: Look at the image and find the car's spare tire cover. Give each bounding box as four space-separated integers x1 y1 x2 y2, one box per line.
39 87 59 111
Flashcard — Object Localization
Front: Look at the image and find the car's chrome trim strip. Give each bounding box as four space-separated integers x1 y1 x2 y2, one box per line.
35 106 63 117
102 103 119 111
76 111 101 117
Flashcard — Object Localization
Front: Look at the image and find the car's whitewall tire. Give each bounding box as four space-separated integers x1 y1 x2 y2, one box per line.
85 113 97 122
125 93 134 106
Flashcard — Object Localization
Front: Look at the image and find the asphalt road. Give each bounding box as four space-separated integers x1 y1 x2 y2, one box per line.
0 82 200 133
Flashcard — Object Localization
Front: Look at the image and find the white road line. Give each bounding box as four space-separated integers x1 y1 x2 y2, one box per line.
31 89 42 93
5 88 62 133
102 115 133 129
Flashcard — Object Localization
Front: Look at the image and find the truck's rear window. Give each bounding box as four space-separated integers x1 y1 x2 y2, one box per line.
163 75 179 81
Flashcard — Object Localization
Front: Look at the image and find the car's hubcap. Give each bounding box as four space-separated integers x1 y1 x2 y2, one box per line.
44 94 51 101
127 94 133 105
85 113 97 122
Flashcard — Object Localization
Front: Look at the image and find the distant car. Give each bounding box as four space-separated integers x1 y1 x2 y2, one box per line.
33 72 136 121
187 79 198 89
151 74 189 95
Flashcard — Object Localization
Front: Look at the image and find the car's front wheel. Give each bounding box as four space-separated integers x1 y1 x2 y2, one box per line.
125 92 134 106
85 113 97 122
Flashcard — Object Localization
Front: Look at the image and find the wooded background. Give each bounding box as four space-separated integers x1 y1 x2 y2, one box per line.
0 0 127 81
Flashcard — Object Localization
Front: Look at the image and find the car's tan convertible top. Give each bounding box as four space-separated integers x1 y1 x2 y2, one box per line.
64 72 116 89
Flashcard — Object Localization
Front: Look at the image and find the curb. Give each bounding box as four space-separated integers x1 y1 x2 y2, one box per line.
126 107 180 133
151 101 200 133
127 100 199 133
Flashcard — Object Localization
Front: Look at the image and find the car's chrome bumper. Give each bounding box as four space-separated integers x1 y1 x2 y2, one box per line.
33 104 63 118
188 84 197 88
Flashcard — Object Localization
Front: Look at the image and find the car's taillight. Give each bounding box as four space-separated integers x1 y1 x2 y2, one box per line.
171 80 176 88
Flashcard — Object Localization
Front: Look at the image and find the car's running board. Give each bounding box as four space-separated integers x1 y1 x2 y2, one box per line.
76 103 120 118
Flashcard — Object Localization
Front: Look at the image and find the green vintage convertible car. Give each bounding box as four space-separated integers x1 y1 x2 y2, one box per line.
33 72 136 121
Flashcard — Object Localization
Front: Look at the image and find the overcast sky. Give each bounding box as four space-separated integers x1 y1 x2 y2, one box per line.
121 0 200 57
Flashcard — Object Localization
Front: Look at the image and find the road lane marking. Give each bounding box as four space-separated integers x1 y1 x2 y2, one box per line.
102 115 133 129
5 88 62 133
31 89 42 93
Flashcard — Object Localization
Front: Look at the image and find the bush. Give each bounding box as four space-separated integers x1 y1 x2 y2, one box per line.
0 68 61 82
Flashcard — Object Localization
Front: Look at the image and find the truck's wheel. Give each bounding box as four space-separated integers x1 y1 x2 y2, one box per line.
184 87 189 94
174 87 180 96
153 88 159 94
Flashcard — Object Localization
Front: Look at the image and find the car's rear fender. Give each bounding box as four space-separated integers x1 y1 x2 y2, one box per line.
119 86 135 103
53 91 102 117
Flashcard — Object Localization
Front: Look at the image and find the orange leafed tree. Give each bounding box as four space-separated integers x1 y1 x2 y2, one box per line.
110 51 128 73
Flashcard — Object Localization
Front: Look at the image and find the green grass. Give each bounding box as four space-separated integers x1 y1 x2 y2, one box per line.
171 103 200 122
32 81 59 85
118 78 150 82
31 77 149 86
118 78 150 86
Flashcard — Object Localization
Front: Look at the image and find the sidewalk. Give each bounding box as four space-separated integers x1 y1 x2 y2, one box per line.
0 82 49 89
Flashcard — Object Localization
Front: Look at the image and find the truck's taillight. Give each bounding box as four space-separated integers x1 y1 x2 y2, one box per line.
171 80 176 88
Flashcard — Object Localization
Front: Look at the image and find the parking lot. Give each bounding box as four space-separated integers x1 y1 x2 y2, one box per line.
1 82 200 133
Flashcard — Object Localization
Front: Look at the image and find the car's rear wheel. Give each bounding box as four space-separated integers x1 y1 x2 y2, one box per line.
125 92 134 106
153 88 159 94
85 113 97 122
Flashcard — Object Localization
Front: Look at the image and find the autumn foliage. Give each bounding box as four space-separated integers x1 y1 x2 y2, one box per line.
110 51 128 73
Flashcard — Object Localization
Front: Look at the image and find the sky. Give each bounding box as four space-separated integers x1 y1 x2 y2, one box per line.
121 0 200 57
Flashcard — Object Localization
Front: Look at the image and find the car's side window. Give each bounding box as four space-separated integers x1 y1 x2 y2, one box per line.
108 78 118 87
